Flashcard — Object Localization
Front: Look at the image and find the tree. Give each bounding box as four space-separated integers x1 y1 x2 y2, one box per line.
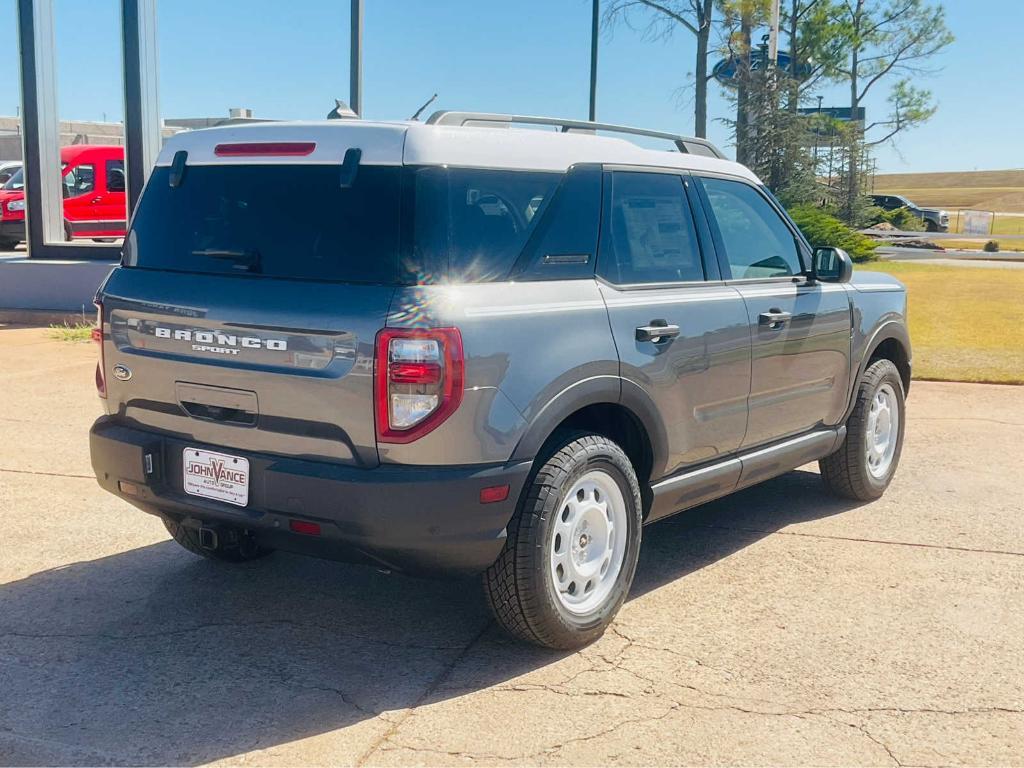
832 0 953 218
781 0 848 112
716 0 769 165
603 0 716 137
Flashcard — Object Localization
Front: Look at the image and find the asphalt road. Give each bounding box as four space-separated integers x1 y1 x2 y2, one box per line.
1 326 1022 766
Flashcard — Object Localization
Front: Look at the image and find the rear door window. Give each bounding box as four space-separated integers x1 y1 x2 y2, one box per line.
106 159 125 192
598 171 704 285
125 164 402 283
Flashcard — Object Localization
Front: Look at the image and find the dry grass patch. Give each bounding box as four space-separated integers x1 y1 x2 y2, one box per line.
863 261 1024 384
941 239 1024 253
47 321 95 343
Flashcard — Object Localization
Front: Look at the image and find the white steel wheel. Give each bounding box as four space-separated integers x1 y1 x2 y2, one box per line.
548 470 628 616
820 358 906 502
865 383 899 479
483 432 643 649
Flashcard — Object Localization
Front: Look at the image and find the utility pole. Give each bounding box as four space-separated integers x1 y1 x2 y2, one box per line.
589 0 599 121
350 0 363 116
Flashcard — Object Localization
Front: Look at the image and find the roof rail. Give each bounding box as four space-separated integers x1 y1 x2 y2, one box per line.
425 111 727 160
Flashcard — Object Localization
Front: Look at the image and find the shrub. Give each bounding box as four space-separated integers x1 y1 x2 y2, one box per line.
788 204 879 262
984 240 1000 253
875 206 926 232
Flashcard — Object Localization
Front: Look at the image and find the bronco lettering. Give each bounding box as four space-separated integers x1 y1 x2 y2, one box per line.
152 325 287 351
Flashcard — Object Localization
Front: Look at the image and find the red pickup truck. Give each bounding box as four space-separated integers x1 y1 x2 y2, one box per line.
0 145 127 248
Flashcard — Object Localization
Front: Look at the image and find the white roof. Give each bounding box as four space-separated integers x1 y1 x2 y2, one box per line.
155 119 759 183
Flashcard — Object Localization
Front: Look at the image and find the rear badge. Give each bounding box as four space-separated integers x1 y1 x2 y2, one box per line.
112 364 132 381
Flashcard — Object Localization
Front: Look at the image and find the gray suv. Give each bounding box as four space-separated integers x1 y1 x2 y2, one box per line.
90 112 911 649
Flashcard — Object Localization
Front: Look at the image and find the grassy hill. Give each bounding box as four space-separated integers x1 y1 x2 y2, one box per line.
874 169 1024 212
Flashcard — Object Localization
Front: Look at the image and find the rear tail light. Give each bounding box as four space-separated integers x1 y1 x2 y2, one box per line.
375 328 464 443
93 301 106 398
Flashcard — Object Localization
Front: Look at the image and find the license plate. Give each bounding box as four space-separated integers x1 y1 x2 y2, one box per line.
183 448 250 507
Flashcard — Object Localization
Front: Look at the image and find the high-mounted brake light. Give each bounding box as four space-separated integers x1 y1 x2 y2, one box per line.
93 301 106 398
375 328 464 444
213 142 316 157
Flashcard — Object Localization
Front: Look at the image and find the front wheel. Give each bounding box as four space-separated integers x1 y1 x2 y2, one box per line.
820 358 906 501
484 433 643 649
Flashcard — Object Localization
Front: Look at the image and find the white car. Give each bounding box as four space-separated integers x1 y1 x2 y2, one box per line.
0 161 21 187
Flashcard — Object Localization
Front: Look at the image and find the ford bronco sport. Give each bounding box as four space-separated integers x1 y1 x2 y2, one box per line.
90 112 911 649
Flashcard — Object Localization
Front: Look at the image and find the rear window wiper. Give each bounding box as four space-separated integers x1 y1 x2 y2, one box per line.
191 248 262 273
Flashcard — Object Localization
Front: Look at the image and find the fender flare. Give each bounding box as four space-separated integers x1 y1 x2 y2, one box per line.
843 320 912 422
509 375 669 482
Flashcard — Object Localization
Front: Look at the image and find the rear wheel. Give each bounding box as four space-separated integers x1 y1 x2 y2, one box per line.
484 433 643 649
0 237 18 250
820 358 905 501
162 517 273 563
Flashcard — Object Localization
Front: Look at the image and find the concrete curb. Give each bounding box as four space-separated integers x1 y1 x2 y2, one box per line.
0 308 93 326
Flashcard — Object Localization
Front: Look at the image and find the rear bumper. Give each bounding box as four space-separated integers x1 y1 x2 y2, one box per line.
90 417 531 576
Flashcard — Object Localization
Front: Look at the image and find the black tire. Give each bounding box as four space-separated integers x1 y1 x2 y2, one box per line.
483 432 643 650
162 517 273 563
0 237 19 250
820 358 906 501
924 219 938 232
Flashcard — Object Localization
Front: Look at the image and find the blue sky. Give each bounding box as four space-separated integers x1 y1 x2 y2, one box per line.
1 0 1021 173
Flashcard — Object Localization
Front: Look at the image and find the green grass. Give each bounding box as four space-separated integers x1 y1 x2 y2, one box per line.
47 321 95 343
863 261 1024 384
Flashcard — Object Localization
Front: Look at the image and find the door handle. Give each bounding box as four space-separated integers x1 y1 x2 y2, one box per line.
758 308 792 328
89 196 102 204
636 321 680 343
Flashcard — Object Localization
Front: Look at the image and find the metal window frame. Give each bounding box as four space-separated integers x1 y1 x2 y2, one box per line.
15 0 160 260
425 111 727 160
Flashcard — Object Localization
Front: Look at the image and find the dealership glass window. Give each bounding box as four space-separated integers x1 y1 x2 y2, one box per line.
26 0 129 247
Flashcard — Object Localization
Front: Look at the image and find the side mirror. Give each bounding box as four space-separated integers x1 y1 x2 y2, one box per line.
812 246 853 283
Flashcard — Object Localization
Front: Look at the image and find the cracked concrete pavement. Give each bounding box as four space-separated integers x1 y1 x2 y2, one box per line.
0 325 1022 766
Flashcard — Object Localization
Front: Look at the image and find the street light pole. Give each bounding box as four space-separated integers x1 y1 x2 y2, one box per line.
813 94 822 166
768 0 781 65
589 0 599 121
350 0 363 116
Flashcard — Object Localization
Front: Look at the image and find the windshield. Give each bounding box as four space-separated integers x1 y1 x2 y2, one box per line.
3 168 23 191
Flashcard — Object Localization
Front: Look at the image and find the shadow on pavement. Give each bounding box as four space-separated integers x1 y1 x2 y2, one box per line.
0 469 859 765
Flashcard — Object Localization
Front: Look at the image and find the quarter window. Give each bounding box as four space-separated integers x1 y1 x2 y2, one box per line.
599 171 704 285
411 167 561 283
701 177 803 279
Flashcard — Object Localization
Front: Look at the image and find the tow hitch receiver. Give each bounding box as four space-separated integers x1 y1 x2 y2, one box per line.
198 526 219 550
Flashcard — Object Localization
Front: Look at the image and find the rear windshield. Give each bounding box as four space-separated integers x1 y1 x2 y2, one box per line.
125 163 569 284
125 164 402 283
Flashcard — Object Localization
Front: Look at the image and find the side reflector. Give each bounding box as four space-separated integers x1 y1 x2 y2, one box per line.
289 519 322 536
214 142 316 157
479 484 510 504
118 481 139 497
93 302 106 399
